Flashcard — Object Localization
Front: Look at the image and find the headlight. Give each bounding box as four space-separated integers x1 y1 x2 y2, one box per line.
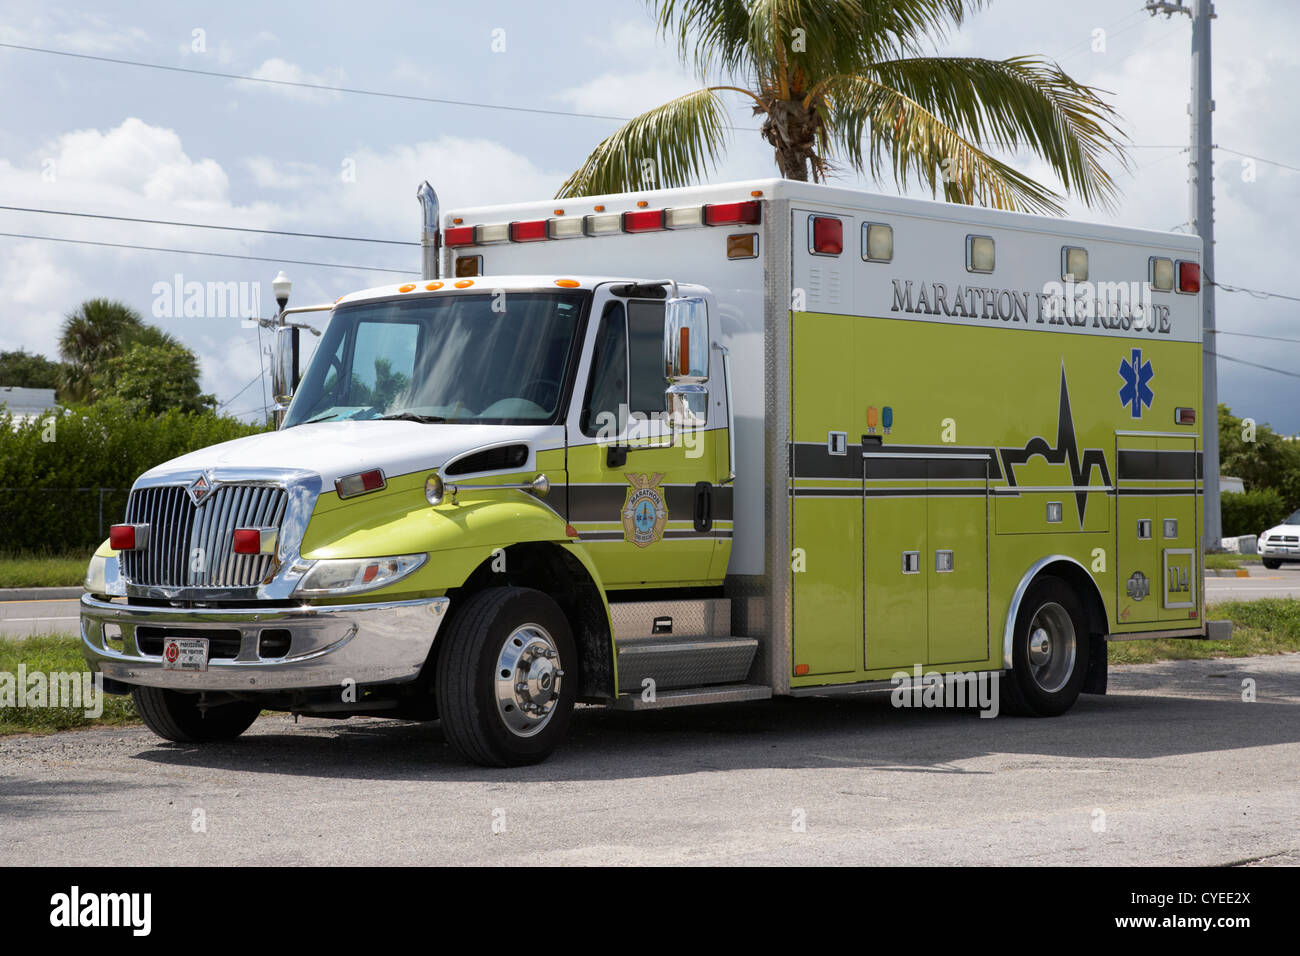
85 552 125 596
294 554 426 596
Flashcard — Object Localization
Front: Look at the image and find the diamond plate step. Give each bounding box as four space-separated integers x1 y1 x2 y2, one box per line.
615 634 758 693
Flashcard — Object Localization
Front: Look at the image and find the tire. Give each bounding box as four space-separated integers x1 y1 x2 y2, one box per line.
130 686 261 742
1001 575 1091 717
434 587 577 767
1263 559 1282 570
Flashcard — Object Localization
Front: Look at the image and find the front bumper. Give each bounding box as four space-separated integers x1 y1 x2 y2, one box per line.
1258 541 1300 561
80 593 450 691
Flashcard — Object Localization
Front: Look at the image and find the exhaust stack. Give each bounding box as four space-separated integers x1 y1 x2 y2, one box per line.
417 180 440 280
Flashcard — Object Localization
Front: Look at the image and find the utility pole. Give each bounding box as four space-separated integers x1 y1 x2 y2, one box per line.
1147 0 1220 551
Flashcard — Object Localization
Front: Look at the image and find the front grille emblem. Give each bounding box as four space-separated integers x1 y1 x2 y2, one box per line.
187 473 215 506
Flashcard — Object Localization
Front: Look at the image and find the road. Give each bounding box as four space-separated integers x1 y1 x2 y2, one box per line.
1 654 1296 866
3 567 1299 640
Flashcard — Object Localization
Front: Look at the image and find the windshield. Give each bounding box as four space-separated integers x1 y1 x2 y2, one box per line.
283 291 587 427
1286 509 1300 526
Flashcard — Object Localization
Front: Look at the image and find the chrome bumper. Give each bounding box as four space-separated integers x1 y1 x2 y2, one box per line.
80 593 449 691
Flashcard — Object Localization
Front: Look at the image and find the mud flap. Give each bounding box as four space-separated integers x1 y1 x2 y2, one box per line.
1082 634 1108 695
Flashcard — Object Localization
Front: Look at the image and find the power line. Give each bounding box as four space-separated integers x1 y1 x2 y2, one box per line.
1208 276 1300 305
0 40 764 130
0 231 410 274
1216 146 1300 176
0 204 416 246
215 371 263 411
1214 351 1300 381
1216 329 1300 345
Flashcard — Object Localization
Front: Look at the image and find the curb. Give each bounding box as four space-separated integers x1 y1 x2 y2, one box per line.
1205 568 1252 578
0 587 84 601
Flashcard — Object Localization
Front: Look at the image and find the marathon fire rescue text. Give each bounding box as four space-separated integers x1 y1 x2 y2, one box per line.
80 178 1228 766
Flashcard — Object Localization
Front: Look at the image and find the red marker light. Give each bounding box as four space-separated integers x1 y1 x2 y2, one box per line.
622 209 665 233
232 528 261 554
810 216 843 255
1178 260 1201 293
703 201 761 226
109 524 139 551
443 226 475 247
509 220 549 242
335 469 387 499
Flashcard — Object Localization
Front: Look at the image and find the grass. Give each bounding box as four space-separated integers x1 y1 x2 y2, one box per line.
1203 553 1244 570
1107 599 1300 664
0 550 93 589
0 634 137 734
3 600 1298 735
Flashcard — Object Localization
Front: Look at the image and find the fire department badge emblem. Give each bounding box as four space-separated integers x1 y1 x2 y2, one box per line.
622 473 668 548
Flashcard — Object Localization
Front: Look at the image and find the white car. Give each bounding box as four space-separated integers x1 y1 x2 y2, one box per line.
1258 510 1300 569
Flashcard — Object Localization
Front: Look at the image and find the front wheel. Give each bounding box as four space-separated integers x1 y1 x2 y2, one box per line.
434 587 577 767
1002 575 1091 717
130 687 261 742
1263 559 1282 570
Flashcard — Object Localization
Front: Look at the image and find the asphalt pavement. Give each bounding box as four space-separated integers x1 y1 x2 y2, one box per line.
1 653 1296 866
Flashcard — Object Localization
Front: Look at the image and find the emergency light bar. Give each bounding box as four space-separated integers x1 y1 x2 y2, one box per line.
443 199 763 249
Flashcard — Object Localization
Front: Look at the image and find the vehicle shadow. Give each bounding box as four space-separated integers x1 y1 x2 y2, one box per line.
121 674 1300 784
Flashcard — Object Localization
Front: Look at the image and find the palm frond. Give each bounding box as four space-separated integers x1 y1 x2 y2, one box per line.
821 73 1068 214
833 56 1130 210
556 88 735 198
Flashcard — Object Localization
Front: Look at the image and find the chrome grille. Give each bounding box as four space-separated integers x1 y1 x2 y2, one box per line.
121 483 288 589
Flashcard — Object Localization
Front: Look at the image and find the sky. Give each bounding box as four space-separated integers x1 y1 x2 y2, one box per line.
1 0 1298 431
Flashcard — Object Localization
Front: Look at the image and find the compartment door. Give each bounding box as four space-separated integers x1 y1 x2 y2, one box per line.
1115 434 1161 625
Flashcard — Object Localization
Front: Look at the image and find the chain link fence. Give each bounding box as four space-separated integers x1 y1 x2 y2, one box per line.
0 488 131 552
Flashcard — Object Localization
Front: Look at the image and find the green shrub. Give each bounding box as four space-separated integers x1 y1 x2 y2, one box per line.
0 399 266 551
1220 488 1290 538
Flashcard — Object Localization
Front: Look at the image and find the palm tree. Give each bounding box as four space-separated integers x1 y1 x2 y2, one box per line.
58 298 147 402
558 0 1129 215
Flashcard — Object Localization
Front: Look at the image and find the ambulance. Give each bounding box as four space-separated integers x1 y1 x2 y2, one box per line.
81 177 1229 766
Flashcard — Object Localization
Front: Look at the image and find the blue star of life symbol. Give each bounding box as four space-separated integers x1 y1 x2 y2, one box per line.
1118 347 1154 419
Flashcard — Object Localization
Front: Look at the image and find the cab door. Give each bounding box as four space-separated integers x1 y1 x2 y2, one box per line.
566 294 722 589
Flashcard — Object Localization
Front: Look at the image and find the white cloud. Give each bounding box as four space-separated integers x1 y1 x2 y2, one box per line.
238 57 345 102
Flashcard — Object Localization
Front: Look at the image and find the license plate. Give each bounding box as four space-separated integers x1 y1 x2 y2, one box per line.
162 638 209 672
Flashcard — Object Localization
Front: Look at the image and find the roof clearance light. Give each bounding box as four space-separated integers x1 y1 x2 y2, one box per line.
455 278 475 288
704 201 762 226
398 283 416 293
547 216 584 239
809 215 843 256
509 220 549 242
425 281 443 291
1149 256 1175 292
1177 260 1201 294
474 222 510 244
862 223 893 263
336 469 386 500
109 523 147 551
622 209 665 233
443 226 475 247
664 206 703 229
966 235 995 273
555 278 581 288
584 212 623 236
1062 246 1089 282
455 256 481 278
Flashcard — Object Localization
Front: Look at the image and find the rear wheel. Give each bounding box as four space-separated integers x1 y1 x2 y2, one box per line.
1002 575 1091 717
1263 559 1282 570
435 587 576 767
130 687 261 742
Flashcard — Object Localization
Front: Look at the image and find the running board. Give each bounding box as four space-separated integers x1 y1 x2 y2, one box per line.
610 685 772 711
616 635 758 692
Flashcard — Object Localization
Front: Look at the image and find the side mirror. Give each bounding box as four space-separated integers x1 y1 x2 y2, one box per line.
663 296 709 386
663 296 708 428
271 325 295 408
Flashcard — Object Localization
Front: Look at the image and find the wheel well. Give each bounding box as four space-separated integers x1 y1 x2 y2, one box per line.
447 542 614 701
1028 559 1109 696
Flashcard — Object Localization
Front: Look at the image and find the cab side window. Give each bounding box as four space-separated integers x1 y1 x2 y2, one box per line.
581 302 627 437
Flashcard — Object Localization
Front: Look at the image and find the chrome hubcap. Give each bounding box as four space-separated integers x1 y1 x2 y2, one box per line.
1026 602 1076 694
494 624 563 737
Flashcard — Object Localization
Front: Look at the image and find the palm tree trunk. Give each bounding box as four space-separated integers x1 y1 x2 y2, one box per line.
761 99 820 181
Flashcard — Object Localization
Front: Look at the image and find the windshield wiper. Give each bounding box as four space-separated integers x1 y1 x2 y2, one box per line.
291 413 341 427
377 412 448 424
